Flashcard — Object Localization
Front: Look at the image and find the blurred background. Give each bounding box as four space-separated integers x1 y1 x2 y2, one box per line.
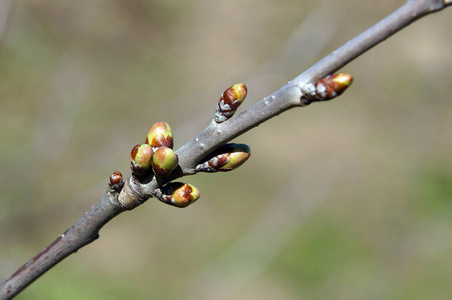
1 0 451 299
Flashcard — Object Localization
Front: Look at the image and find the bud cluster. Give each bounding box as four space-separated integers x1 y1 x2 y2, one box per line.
129 121 178 178
125 121 201 208
126 113 253 209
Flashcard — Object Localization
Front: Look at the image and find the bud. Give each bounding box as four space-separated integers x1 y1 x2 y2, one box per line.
146 122 174 149
215 83 247 123
158 182 200 208
152 147 178 177
195 143 251 172
108 171 124 192
130 144 153 176
306 73 353 101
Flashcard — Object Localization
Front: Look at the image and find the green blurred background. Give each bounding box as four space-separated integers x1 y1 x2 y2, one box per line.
1 0 451 299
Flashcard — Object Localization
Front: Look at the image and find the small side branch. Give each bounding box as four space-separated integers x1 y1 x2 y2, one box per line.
176 0 450 173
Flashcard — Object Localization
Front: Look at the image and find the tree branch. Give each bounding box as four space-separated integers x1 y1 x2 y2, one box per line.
1 0 450 298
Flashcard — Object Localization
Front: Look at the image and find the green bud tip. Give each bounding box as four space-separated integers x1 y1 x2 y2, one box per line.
229 83 247 103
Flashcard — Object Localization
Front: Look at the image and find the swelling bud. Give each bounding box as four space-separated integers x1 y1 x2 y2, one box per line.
130 144 153 176
152 147 178 177
158 182 200 208
195 143 251 172
215 83 247 123
146 122 174 149
305 73 353 101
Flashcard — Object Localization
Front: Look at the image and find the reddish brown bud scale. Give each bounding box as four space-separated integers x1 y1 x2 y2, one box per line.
305 73 353 101
207 154 230 170
109 171 123 186
152 147 178 177
108 171 124 192
146 122 174 149
130 144 154 176
215 83 248 123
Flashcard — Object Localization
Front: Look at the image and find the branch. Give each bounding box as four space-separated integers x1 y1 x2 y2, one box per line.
1 0 450 298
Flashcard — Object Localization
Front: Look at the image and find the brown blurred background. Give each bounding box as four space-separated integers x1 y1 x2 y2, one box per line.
1 0 451 299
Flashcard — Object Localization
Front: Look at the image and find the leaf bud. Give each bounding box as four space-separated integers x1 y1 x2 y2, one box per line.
146 122 174 149
215 83 247 123
108 171 124 192
306 73 353 101
130 144 154 176
159 182 200 208
152 146 178 177
195 143 251 172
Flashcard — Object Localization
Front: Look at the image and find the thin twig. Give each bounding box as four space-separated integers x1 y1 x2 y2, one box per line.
0 0 450 299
